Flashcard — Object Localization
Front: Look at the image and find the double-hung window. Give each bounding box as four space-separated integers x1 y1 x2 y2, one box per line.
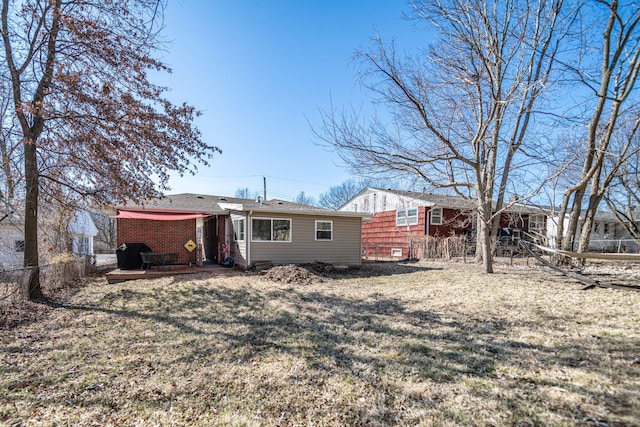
251 218 291 242
233 219 245 241
396 208 418 226
315 220 333 241
430 208 443 225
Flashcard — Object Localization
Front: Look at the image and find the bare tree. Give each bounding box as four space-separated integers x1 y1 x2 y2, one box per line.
602 123 640 239
554 0 640 256
318 179 366 210
316 0 572 273
293 191 316 206
0 80 22 201
0 0 220 299
235 187 256 200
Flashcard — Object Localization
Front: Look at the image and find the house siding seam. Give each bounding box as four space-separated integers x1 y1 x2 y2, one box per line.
117 218 197 265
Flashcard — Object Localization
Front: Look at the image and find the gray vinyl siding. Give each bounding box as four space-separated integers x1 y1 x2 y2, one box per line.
249 213 362 267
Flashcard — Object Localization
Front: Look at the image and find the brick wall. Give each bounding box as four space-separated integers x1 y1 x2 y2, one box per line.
117 218 197 265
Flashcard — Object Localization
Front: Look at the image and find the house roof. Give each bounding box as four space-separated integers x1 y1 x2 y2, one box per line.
350 188 479 211
377 188 478 210
116 193 252 215
115 193 367 218
356 187 553 215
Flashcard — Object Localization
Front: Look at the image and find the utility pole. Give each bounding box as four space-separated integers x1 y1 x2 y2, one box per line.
263 176 267 201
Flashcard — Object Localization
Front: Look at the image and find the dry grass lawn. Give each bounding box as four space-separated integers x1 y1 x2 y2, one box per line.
1 261 639 426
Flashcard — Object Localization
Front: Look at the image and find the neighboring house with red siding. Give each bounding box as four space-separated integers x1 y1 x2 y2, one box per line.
340 188 548 259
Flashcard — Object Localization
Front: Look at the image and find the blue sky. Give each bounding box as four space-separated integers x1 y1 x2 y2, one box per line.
157 1 423 201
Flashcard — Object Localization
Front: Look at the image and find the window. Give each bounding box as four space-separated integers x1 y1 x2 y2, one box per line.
396 208 418 226
251 218 291 242
430 208 443 225
15 240 24 252
529 215 546 230
603 223 610 235
315 220 333 241
77 236 90 255
233 219 245 241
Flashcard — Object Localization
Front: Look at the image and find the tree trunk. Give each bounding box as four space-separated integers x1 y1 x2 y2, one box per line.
577 202 597 255
478 199 494 273
23 139 43 299
562 187 586 252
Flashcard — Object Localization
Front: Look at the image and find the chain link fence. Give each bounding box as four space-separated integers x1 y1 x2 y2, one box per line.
0 255 93 308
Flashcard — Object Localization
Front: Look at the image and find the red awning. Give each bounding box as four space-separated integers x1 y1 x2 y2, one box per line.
115 210 209 221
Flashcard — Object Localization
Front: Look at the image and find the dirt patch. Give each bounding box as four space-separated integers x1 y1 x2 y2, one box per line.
260 262 377 285
261 265 326 285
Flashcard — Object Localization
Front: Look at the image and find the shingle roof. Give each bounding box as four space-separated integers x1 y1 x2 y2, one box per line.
121 193 254 214
117 193 365 217
370 188 553 215
370 188 478 210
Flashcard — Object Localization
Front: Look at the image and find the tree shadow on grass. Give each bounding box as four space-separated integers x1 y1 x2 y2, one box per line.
4 276 638 425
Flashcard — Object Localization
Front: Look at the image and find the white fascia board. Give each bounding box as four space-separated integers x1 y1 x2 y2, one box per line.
218 203 245 211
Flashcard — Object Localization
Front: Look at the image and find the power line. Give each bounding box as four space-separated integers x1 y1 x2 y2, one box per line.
183 173 337 189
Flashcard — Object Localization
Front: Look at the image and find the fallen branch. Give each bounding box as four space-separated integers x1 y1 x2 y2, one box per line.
519 241 601 289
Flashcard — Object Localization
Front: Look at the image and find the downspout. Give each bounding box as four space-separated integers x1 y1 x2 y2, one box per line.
426 208 431 258
247 210 252 269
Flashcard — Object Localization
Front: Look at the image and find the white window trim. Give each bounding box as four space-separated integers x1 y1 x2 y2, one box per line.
233 218 245 241
430 208 443 225
251 217 292 242
396 209 418 226
315 220 333 241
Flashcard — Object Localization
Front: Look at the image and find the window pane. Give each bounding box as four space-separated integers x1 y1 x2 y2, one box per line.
233 219 245 241
273 219 291 241
407 209 418 225
15 240 25 252
316 221 332 240
252 219 271 241
431 208 442 225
